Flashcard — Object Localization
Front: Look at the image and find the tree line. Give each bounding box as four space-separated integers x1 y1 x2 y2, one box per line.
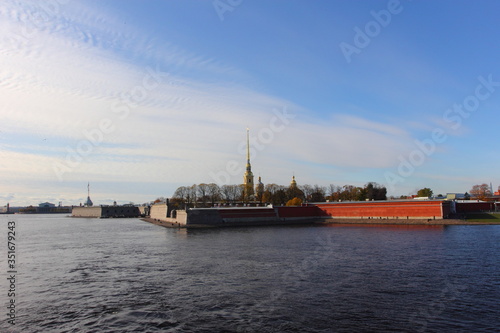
166 182 387 208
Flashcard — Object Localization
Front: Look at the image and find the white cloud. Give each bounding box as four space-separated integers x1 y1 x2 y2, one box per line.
0 0 427 205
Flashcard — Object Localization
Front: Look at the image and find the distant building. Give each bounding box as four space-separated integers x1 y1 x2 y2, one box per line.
39 202 56 208
255 176 264 202
29 202 71 214
446 193 466 200
0 203 10 213
85 182 93 207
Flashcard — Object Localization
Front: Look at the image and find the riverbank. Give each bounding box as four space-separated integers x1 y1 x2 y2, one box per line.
141 216 500 228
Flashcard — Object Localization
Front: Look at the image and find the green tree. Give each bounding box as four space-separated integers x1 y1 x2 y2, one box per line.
417 188 433 198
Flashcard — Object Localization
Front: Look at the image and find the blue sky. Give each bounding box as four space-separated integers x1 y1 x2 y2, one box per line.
1 0 499 206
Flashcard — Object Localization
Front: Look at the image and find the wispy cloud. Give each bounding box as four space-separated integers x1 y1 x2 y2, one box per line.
0 0 432 205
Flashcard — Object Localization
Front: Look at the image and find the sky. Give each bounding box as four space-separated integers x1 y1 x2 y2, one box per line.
1 0 499 206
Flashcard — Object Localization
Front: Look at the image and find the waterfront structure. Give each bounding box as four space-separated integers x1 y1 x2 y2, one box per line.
0 203 11 214
72 205 147 218
149 200 453 227
85 182 93 207
37 202 71 214
39 202 56 208
243 128 254 200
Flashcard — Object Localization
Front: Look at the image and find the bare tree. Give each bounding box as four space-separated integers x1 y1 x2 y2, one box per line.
172 187 188 202
197 183 209 207
310 185 326 202
300 184 313 202
187 184 197 207
470 183 492 200
220 184 241 204
220 185 232 203
207 183 221 206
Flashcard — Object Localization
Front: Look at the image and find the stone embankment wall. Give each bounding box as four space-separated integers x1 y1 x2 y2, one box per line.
72 206 143 218
147 200 459 228
150 204 187 225
72 206 102 217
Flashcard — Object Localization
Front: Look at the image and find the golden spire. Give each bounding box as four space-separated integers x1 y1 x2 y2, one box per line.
243 128 254 199
246 127 251 169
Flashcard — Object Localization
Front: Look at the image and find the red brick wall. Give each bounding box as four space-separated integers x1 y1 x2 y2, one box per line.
314 201 446 219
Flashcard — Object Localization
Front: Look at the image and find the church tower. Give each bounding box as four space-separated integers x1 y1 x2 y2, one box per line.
255 176 264 203
85 182 93 207
243 128 254 200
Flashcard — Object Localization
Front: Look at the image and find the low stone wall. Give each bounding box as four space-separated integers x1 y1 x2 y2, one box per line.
150 204 168 220
72 206 102 217
72 206 142 218
149 204 187 225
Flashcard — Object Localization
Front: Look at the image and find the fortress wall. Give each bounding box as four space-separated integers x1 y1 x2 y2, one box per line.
72 206 102 217
173 211 188 225
276 206 321 219
150 204 168 220
150 204 187 225
101 206 141 217
187 209 222 225
455 202 494 213
315 201 446 219
138 206 149 216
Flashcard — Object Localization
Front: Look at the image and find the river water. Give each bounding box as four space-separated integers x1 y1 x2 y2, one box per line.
1 214 499 332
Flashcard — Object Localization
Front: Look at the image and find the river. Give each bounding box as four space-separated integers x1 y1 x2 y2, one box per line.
1 214 499 332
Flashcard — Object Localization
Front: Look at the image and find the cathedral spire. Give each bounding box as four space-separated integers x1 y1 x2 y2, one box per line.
246 128 251 169
243 128 254 200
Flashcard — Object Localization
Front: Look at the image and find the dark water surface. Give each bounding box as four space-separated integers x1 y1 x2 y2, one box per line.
1 214 499 332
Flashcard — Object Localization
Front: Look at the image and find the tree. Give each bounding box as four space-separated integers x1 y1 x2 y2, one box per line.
263 183 280 204
464 192 471 200
417 188 433 198
274 188 288 205
286 184 304 202
153 197 165 204
188 184 197 207
221 184 240 204
172 187 190 208
299 184 313 202
327 184 341 202
470 184 491 200
310 185 326 202
207 183 221 206
339 185 360 201
172 186 188 201
363 182 387 201
286 197 303 206
197 183 209 207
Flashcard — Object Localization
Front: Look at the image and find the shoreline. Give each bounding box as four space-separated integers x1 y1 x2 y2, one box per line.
141 217 500 228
